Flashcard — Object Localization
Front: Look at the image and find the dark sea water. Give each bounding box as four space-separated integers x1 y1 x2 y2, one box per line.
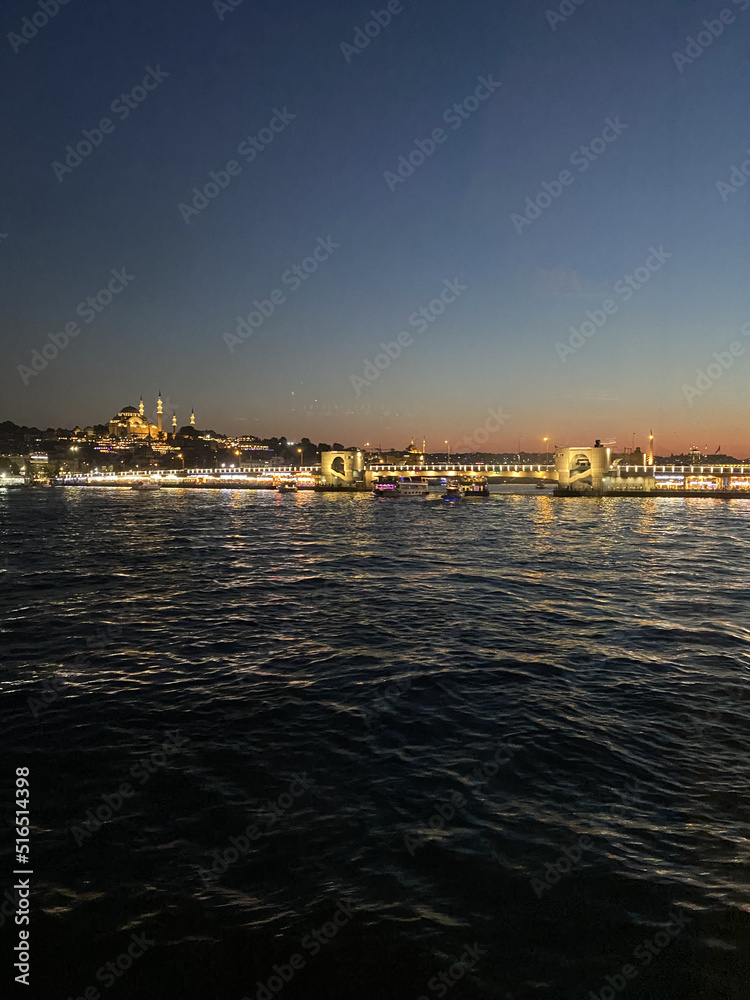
1 487 749 1000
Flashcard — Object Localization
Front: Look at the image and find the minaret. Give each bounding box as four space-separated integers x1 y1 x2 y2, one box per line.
172 412 177 434
190 408 195 428
647 430 654 466
139 396 144 418
157 391 163 433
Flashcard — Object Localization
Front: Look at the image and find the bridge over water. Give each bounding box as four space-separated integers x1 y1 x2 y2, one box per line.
56 451 750 494
321 447 750 493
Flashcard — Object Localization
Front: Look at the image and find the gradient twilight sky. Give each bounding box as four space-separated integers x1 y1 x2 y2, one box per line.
1 0 749 453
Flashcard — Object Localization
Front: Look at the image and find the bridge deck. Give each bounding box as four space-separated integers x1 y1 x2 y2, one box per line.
55 462 750 485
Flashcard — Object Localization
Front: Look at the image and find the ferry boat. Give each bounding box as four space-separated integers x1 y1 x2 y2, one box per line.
277 481 298 494
132 480 161 491
440 477 490 499
462 478 490 498
374 476 429 497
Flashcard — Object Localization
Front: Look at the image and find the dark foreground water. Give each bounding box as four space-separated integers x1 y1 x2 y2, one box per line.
1 487 749 1000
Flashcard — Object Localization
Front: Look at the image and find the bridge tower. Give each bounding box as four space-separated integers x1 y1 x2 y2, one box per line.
320 450 365 487
554 440 610 493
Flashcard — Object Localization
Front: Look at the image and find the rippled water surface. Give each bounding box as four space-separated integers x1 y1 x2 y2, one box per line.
2 487 749 1000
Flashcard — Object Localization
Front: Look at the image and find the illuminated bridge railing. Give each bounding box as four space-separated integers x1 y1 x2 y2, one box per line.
183 466 321 476
610 465 750 475
58 467 323 480
367 464 557 474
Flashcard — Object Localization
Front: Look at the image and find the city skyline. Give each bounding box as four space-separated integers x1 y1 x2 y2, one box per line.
1 394 741 460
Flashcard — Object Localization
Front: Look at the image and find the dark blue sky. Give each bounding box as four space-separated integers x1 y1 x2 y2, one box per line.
2 0 749 452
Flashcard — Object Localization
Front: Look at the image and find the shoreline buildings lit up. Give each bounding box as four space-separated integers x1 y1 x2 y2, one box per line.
3 399 750 496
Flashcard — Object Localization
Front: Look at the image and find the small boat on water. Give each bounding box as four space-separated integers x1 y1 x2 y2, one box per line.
462 478 490 498
440 477 490 500
132 480 161 491
374 476 429 497
278 482 298 494
441 485 464 502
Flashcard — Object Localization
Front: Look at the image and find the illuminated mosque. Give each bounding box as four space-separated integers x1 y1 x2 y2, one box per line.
107 393 195 441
